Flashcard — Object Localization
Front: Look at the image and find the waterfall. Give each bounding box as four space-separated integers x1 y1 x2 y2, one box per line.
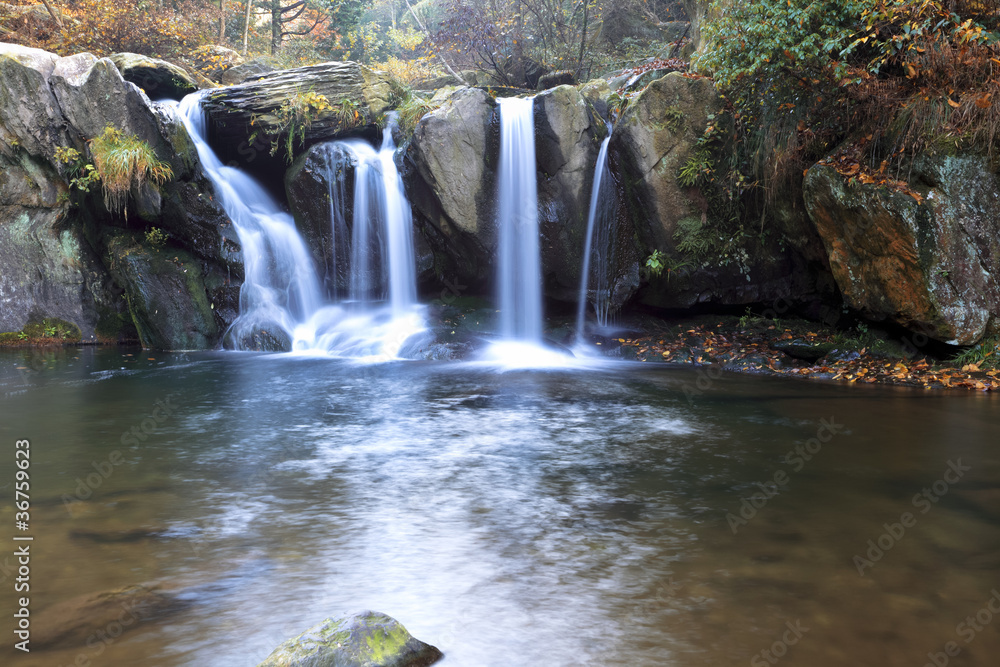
496 97 542 343
575 122 617 342
316 142 352 302
176 93 323 350
174 94 422 358
330 124 418 316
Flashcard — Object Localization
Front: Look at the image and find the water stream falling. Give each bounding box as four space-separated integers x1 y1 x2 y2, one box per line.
175 94 423 359
496 97 543 343
575 122 615 342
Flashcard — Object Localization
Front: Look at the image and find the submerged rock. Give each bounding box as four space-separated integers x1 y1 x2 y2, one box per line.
803 156 1000 345
257 611 443 667
33 584 184 650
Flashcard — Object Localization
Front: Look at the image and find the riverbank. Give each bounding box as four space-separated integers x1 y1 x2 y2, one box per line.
611 313 1000 392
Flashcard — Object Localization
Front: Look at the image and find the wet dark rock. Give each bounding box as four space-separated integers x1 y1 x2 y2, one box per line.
771 339 836 361
224 325 292 352
104 232 219 350
257 611 443 667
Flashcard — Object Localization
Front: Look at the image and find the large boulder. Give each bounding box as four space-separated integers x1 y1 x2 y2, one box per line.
534 84 641 309
612 72 723 245
257 611 442 667
0 208 124 343
600 4 689 47
221 60 275 86
0 44 128 340
201 62 400 157
803 156 1000 344
613 71 820 309
284 141 358 296
285 139 436 297
405 86 498 288
190 44 244 83
109 53 199 101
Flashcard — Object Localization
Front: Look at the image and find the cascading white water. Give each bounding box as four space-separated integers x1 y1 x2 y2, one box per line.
575 122 617 342
332 124 418 316
175 94 422 358
496 97 542 342
177 93 323 350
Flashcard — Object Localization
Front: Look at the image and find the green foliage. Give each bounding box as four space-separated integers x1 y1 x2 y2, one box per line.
696 0 1000 198
16 318 83 342
678 147 713 187
673 216 712 255
644 249 667 278
663 106 685 132
695 0 860 89
89 128 173 215
952 334 1000 370
55 146 100 194
145 227 169 250
643 249 694 282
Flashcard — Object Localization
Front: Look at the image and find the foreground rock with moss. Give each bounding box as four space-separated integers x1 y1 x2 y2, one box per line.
257 611 442 667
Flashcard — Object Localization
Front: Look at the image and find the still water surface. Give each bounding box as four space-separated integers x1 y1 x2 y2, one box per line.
1 347 999 666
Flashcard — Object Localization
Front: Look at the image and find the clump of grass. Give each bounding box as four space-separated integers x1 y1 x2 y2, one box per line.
392 90 441 138
89 127 173 215
251 90 337 163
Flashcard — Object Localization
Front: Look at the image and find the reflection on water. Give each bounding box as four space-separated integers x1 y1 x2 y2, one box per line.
1 347 999 666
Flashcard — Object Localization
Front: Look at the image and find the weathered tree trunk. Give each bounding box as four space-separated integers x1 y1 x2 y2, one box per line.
270 0 281 54
511 0 525 86
38 0 64 28
219 0 226 41
242 0 253 54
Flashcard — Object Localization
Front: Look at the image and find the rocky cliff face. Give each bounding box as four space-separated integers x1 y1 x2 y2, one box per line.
5 40 1000 351
0 43 237 348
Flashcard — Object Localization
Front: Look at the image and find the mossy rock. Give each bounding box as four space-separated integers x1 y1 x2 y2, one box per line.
21 317 81 341
257 611 442 667
105 231 219 350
